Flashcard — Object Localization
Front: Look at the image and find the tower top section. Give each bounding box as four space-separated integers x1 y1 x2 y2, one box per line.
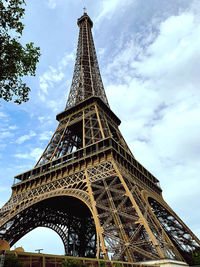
77 12 93 28
65 12 109 110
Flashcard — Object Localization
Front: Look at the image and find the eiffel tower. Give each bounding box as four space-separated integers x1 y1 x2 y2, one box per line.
0 11 200 265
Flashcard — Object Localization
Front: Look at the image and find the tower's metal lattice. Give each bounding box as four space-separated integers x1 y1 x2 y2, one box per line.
0 12 200 265
66 14 109 110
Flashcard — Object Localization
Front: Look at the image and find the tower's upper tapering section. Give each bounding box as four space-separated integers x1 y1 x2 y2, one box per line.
65 12 109 110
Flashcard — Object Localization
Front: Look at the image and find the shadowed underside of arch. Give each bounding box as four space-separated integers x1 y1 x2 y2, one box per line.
1 196 97 258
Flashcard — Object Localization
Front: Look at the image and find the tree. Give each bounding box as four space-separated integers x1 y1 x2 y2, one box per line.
62 259 86 267
4 254 24 267
0 0 41 104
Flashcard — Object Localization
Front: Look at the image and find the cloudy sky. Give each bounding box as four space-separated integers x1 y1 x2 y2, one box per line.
0 0 200 255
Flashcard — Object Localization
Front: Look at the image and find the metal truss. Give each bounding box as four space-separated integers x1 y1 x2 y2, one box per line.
0 12 200 267
86 161 181 262
66 13 109 110
148 197 200 264
35 102 131 166
1 197 96 258
1 154 200 264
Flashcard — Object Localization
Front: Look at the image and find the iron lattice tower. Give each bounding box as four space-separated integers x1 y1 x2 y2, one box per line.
0 12 200 265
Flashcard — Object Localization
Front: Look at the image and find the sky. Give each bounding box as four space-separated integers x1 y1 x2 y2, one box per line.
0 0 200 255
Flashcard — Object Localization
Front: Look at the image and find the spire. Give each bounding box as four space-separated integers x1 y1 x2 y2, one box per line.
65 12 109 110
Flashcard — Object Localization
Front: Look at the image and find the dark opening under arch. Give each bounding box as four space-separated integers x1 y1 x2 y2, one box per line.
2 196 97 258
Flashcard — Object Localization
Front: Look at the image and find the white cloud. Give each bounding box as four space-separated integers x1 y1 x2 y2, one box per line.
39 81 48 95
38 51 74 102
30 148 44 161
0 112 8 118
39 131 53 141
59 52 74 69
47 0 57 9
98 48 105 56
16 131 36 144
38 116 45 123
38 116 53 127
14 153 30 160
39 66 64 96
96 0 134 23
14 148 43 162
134 12 200 94
46 99 63 112
0 131 13 139
38 91 46 102
8 125 18 130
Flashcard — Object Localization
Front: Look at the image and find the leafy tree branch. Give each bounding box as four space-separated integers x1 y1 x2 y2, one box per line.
0 0 41 104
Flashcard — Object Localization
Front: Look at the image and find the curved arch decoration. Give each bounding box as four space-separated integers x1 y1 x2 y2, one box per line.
0 188 92 229
0 191 97 258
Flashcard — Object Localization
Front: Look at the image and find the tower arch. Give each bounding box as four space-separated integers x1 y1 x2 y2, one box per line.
1 194 97 258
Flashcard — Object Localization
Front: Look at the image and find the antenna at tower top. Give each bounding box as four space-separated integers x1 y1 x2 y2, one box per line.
83 7 87 14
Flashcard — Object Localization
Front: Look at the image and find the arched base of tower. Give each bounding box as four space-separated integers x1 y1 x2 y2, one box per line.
0 196 97 258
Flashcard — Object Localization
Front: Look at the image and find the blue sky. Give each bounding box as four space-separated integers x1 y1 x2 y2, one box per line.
0 0 200 255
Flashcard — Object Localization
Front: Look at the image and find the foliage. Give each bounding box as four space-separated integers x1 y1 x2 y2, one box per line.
3 254 24 267
0 0 41 104
62 258 87 267
193 251 200 265
98 261 105 267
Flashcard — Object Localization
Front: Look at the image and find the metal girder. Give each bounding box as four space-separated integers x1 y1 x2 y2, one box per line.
148 197 200 265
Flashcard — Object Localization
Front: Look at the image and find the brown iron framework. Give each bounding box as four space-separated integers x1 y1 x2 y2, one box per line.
0 12 200 265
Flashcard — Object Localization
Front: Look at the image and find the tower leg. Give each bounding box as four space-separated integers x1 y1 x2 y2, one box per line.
85 160 183 261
